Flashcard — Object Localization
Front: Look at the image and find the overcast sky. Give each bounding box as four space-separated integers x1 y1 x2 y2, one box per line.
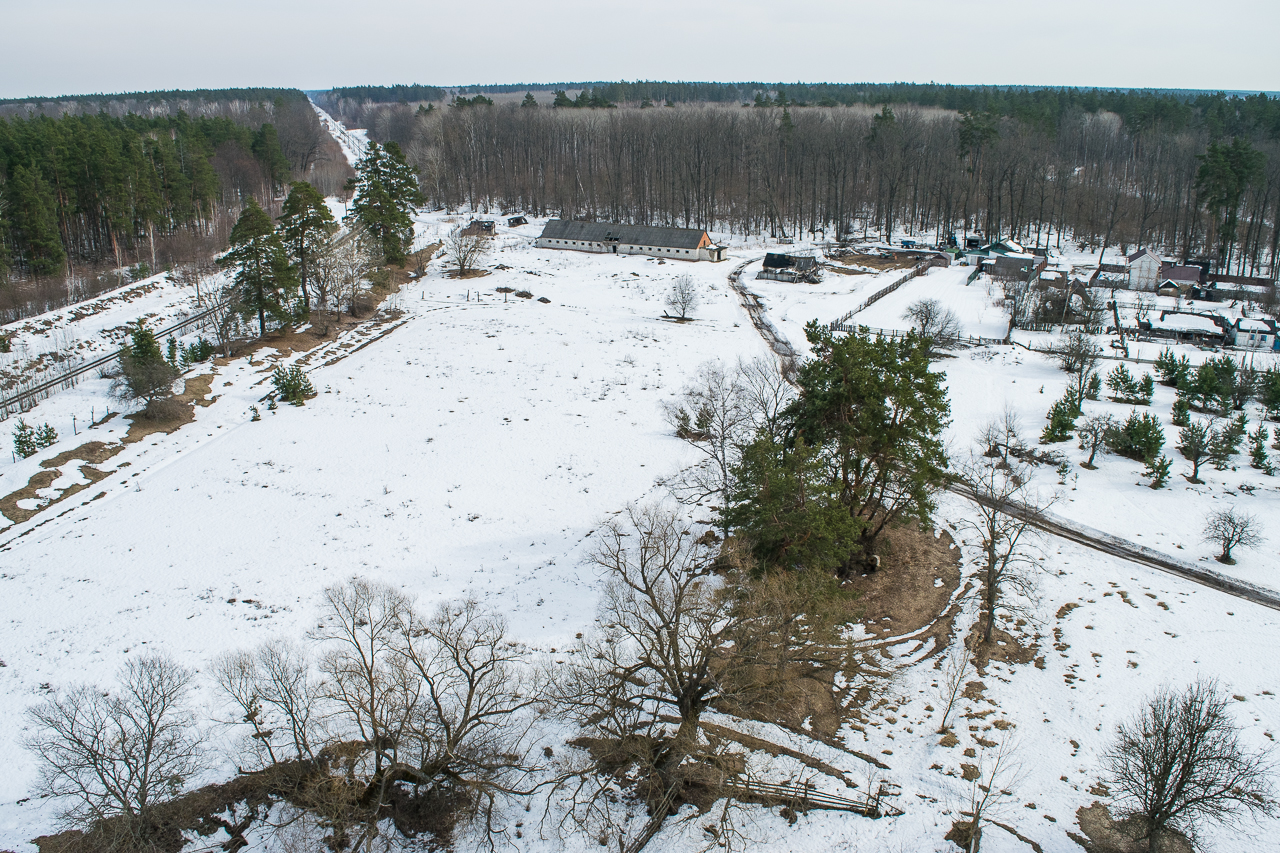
1 0 1277 100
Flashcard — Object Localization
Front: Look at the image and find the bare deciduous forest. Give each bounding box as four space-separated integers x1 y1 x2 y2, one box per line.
327 83 1280 278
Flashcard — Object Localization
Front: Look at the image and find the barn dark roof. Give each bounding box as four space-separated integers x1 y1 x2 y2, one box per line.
539 219 708 250
762 253 818 271
1160 264 1202 283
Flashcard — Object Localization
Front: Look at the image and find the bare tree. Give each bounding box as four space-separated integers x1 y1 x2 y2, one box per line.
957 454 1054 644
1103 680 1276 851
396 599 543 830
205 281 247 357
25 655 205 846
1054 328 1103 410
903 297 962 348
314 578 416 838
936 638 973 733
736 355 796 444
977 405 1025 462
551 504 740 845
328 227 379 319
660 361 752 528
214 639 322 769
665 274 699 320
445 230 491 277
956 737 1022 853
171 257 219 307
309 580 540 850
1077 413 1119 468
1202 507 1263 564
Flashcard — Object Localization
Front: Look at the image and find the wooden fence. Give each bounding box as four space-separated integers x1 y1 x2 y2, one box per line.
828 261 929 329
828 323 1007 347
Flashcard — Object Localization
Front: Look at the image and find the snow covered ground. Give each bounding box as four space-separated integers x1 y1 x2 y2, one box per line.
1 204 1279 851
0 270 215 454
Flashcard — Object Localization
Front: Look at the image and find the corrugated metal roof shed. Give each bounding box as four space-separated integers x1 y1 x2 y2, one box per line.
538 219 708 249
762 253 818 271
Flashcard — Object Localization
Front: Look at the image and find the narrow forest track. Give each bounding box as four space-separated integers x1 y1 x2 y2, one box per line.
724 258 1280 612
951 482 1280 612
726 257 800 380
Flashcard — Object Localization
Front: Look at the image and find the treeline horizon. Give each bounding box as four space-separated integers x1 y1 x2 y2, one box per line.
333 89 1280 278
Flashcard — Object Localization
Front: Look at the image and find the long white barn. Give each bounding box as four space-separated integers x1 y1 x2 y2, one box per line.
535 219 727 262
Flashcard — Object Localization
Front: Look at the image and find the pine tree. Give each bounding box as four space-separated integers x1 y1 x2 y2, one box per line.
1145 454 1171 489
521 93 538 108
1248 424 1274 474
1041 396 1078 443
6 165 65 276
223 200 299 337
1106 363 1136 400
1172 394 1192 427
1178 420 1213 483
113 320 179 418
348 142 423 266
278 181 337 311
791 323 950 574
1209 413 1247 469
724 437 863 574
251 122 290 192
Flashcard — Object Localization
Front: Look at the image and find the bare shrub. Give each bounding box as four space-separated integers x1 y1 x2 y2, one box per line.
1103 679 1276 850
977 405 1024 462
25 655 205 848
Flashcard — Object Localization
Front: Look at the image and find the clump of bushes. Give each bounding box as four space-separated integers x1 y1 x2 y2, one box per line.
272 365 315 406
13 419 57 459
1105 411 1165 463
1105 364 1154 405
514 290 533 299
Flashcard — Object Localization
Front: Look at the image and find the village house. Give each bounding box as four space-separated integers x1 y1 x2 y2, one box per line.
535 220 728 261
1138 310 1228 345
507 216 528 227
1126 249 1162 291
757 253 821 282
1229 317 1278 350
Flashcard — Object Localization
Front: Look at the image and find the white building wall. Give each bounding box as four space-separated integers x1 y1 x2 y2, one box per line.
535 237 714 260
1128 256 1161 291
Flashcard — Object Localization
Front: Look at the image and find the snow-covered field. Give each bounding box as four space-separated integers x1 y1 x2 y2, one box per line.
1 204 1279 852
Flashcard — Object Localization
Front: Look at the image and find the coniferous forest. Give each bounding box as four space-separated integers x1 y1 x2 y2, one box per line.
0 91 352 303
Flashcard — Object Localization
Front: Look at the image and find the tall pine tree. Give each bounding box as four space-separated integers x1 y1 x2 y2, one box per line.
347 141 422 265
6 165 65 276
223 200 299 337
278 181 337 311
